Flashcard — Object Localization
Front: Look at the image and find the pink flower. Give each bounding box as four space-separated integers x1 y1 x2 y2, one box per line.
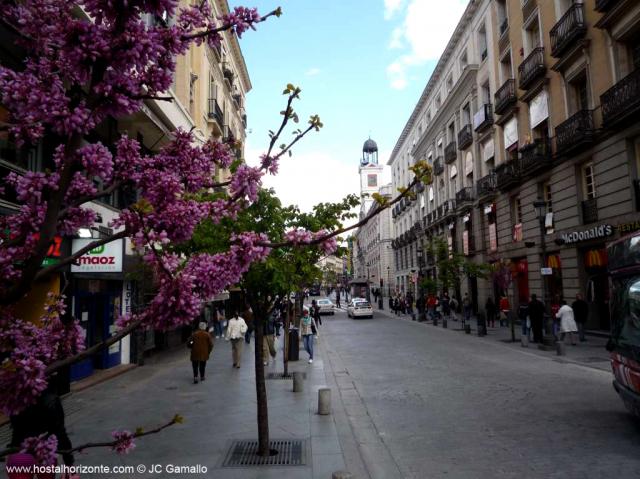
20 434 58 466
111 430 136 455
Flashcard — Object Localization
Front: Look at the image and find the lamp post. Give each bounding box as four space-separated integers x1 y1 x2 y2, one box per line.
533 199 554 346
387 266 391 298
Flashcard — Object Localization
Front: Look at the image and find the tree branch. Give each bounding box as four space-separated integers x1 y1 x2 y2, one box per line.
45 317 143 375
135 95 174 102
181 8 281 42
59 181 124 217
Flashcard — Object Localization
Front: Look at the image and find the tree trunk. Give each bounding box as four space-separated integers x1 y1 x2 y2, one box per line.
251 300 270 457
283 300 290 376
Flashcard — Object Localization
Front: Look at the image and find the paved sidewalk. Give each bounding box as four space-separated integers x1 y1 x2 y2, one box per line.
371 300 612 372
1 333 355 479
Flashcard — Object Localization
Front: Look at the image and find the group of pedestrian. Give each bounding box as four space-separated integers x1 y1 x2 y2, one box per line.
390 291 414 317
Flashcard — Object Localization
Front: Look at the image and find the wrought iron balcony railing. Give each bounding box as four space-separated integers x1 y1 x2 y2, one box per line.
456 186 474 205
518 47 546 90
473 104 493 132
595 0 618 12
555 110 595 154
477 172 496 198
457 125 473 150
582 197 598 224
601 68 640 128
443 199 456 218
550 4 587 58
208 98 224 126
495 159 521 191
519 138 552 177
445 142 457 164
494 79 517 115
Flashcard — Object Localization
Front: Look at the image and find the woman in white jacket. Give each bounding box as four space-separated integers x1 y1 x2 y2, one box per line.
555 300 578 346
225 311 248 368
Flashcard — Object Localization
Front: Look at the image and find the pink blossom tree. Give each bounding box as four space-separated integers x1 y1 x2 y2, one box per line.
0 0 429 461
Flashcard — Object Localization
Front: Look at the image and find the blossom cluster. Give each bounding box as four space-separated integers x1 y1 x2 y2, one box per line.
111 430 136 455
20 433 58 466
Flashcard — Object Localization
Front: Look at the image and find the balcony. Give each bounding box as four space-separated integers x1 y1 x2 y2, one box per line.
457 125 473 150
473 104 493 132
434 157 444 176
456 186 474 207
518 47 546 90
223 124 235 142
207 98 224 126
443 199 456 219
494 79 517 115
444 142 458 164
223 64 234 84
477 172 496 199
601 68 640 128
582 197 598 224
555 110 595 155
634 179 640 212
495 159 521 191
550 4 587 58
595 0 618 12
519 138 552 177
522 0 537 21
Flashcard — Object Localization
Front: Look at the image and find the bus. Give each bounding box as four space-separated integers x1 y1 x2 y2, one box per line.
607 233 640 418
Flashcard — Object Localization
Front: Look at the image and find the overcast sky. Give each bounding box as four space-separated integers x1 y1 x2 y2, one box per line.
233 0 468 212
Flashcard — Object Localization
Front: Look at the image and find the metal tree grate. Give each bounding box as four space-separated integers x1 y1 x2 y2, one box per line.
266 372 306 380
222 439 307 467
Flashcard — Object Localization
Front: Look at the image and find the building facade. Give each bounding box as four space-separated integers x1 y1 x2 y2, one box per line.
389 0 640 330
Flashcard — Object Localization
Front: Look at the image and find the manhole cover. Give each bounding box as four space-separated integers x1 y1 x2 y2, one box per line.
266 372 306 380
222 439 307 467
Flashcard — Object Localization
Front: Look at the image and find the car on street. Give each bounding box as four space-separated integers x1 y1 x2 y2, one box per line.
309 286 321 296
316 298 335 315
347 299 373 319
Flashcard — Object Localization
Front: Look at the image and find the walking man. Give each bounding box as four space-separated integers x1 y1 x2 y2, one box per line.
189 321 213 383
528 294 545 343
572 292 589 342
462 293 473 325
556 300 578 345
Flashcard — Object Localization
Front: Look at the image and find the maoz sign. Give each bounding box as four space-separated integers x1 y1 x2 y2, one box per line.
71 238 123 273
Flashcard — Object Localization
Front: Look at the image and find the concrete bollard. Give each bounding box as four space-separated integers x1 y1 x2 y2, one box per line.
292 371 304 392
318 388 331 415
442 318 447 329
521 335 529 347
332 471 354 479
464 324 471 334
556 341 566 356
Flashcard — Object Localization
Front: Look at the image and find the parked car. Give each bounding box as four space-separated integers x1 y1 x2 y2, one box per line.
316 298 335 315
347 299 373 319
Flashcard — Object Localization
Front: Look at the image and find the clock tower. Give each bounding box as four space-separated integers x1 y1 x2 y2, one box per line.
359 138 383 219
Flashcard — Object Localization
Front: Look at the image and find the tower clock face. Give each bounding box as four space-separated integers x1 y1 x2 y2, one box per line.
367 174 377 187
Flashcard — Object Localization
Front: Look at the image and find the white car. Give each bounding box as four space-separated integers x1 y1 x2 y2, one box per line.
347 299 373 319
316 298 335 315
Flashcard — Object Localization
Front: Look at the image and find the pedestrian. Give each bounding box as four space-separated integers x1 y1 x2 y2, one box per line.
389 294 394 312
311 299 322 326
550 295 561 339
556 300 578 345
225 311 248 368
212 306 224 338
243 304 254 344
189 321 213 384
8 374 77 477
449 295 459 322
485 297 497 328
528 294 545 343
263 310 277 366
441 291 451 320
393 295 399 315
427 293 437 321
300 307 317 364
462 293 473 325
499 293 510 327
572 292 589 342
336 289 341 309
518 298 530 339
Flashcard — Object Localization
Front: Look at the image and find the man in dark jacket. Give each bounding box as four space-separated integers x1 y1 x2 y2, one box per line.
528 294 545 343
572 292 589 342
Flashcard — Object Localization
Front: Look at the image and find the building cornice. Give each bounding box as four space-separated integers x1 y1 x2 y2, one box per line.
387 0 481 167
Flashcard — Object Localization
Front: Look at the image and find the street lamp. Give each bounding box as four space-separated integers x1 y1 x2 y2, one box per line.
533 199 553 345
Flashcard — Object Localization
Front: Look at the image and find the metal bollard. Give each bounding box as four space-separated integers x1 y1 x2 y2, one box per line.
521 335 529 347
332 471 354 479
556 341 566 356
442 318 447 329
292 371 304 392
318 388 331 415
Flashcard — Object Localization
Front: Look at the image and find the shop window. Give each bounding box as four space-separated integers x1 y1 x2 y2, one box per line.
582 162 596 199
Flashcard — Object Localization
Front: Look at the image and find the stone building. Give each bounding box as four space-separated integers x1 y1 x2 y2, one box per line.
389 0 640 331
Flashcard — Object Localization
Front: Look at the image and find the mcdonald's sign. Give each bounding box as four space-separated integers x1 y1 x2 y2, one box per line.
546 254 561 269
585 249 607 268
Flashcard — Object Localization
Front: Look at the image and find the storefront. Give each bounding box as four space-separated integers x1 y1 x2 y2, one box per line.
70 238 125 381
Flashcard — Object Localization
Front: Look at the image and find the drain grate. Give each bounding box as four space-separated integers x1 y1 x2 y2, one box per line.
222 439 307 467
266 372 307 380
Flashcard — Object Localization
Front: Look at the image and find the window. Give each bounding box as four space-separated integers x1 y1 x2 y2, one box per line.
478 24 488 61
462 103 471 125
460 50 468 69
524 14 542 55
435 94 441 110
481 82 491 104
500 51 513 82
583 163 596 199
429 186 434 202
497 0 508 35
568 72 589 113
446 73 454 93
543 182 553 213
